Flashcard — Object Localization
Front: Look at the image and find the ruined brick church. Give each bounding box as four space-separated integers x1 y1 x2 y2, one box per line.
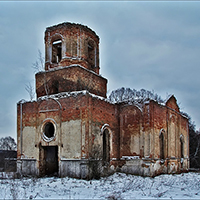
17 22 189 179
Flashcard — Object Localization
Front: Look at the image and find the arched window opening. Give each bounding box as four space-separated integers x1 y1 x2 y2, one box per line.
103 128 110 164
88 40 95 68
180 135 184 158
52 40 62 63
159 129 165 160
52 80 59 94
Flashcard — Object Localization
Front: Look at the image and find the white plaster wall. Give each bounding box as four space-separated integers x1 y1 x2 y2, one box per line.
92 125 102 158
169 117 176 158
144 132 150 157
22 126 38 159
130 135 140 155
61 120 82 159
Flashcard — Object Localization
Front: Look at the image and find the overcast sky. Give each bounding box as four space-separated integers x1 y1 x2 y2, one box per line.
0 1 200 140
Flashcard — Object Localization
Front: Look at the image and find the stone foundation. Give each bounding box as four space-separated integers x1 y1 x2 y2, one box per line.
17 159 38 176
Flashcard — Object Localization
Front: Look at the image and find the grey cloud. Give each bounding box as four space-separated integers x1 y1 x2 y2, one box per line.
0 2 200 140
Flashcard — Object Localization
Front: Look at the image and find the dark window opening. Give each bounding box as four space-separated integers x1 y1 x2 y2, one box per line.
103 129 110 164
44 122 55 139
159 131 164 160
180 136 184 168
52 40 62 64
180 137 184 158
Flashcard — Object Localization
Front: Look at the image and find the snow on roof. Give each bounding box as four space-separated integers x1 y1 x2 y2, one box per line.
18 89 113 106
46 22 99 40
164 94 175 104
18 88 186 119
38 90 113 104
36 64 106 80
17 99 27 104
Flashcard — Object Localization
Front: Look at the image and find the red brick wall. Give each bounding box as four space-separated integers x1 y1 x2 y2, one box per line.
88 96 120 159
119 104 142 157
17 92 189 171
36 65 107 98
166 95 180 112
17 101 37 158
149 101 167 159
17 93 115 160
44 22 100 73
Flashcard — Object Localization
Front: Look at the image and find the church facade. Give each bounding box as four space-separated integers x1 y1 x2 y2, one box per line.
17 22 189 179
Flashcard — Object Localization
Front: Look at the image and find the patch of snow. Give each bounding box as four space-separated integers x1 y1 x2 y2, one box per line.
38 90 113 104
38 90 87 101
121 156 140 160
164 94 175 104
37 64 104 79
19 90 113 106
1 172 199 199
17 99 29 104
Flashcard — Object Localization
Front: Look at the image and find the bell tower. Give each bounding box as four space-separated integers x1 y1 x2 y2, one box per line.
44 22 100 74
36 22 107 98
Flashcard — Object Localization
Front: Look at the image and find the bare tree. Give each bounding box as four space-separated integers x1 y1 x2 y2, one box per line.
32 50 45 72
25 82 35 100
109 87 164 105
26 50 49 99
32 50 49 96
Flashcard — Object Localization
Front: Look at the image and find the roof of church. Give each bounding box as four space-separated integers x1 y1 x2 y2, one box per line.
45 22 99 40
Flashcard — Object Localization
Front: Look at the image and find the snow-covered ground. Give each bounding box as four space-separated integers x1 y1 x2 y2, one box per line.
0 172 200 199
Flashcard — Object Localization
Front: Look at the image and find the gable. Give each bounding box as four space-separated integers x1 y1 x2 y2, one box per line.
165 95 180 112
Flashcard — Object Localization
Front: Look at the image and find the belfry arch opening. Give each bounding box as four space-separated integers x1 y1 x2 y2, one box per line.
52 39 62 64
103 128 110 164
